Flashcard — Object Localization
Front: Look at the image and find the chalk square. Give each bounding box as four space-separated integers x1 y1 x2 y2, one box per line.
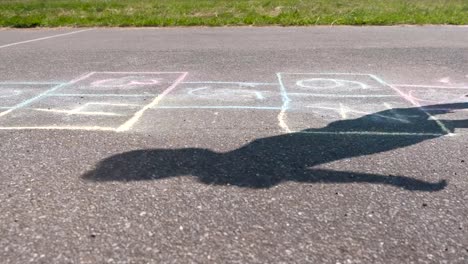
130 108 280 133
277 73 447 135
0 83 60 108
0 95 145 129
394 85 468 106
157 82 282 109
51 72 187 95
301 99 411 122
278 73 395 96
394 85 468 134
284 99 444 134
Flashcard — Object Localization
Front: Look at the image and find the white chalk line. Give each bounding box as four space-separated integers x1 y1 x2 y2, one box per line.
96 72 187 74
0 72 96 118
30 102 143 117
287 93 398 98
0 82 65 85
370 74 453 136
276 73 292 133
32 108 124 117
86 102 142 107
182 81 276 86
153 106 281 110
187 87 209 95
50 93 157 97
383 102 412 123
280 73 373 76
0 29 93 49
307 105 411 123
392 84 468 90
0 126 115 131
116 72 189 132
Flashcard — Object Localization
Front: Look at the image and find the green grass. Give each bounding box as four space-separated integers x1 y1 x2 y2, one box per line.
0 0 466 27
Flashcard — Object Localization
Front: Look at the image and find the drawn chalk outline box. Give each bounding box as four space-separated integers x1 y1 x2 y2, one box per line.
157 82 283 110
0 83 61 109
277 73 451 136
0 72 188 131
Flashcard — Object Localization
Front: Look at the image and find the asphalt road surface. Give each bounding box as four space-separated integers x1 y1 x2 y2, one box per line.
0 26 467 263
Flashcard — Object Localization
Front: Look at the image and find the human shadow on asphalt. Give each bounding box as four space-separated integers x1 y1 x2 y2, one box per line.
82 103 468 192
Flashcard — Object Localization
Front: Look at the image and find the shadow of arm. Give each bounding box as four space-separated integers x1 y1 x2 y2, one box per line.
300 169 447 192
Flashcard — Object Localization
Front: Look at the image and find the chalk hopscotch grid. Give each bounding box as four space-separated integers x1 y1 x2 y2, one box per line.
0 71 188 131
0 72 464 135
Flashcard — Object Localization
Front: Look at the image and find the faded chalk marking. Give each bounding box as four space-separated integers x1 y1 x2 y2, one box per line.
186 86 266 100
96 72 187 74
182 81 276 86
0 72 96 118
439 77 451 84
33 102 143 116
254 91 265 100
407 91 439 104
0 126 115 131
0 82 65 85
421 107 468 112
281 73 372 76
296 78 368 90
370 74 453 135
187 87 210 96
392 84 468 90
86 102 142 107
154 106 281 110
91 77 162 88
32 108 124 117
116 72 188 132
0 29 93 49
50 93 157 97
0 90 21 98
288 93 397 98
308 105 410 123
338 103 348 119
407 90 468 105
297 78 340 89
383 103 410 124
276 73 292 133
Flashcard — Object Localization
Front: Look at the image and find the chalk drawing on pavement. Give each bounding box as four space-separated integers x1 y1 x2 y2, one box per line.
0 72 466 135
0 72 188 131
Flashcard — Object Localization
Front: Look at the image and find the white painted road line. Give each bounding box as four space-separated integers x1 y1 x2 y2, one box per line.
0 29 93 49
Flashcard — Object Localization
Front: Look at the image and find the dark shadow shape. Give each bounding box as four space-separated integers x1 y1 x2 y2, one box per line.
83 103 468 191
